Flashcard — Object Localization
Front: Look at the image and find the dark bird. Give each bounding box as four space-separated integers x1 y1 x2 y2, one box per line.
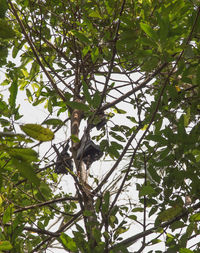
54 142 73 174
76 136 103 170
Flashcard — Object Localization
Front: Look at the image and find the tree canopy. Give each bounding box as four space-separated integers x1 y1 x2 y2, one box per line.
0 0 200 252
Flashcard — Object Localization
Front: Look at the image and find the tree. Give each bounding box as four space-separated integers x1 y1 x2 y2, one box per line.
0 0 200 252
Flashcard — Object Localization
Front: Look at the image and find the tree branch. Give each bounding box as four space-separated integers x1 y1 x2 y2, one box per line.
110 201 200 250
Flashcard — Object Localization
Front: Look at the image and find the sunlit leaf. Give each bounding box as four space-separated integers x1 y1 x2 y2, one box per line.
0 241 13 251
20 124 54 141
60 233 78 252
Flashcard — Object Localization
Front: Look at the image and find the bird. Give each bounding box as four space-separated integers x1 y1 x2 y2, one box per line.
76 137 103 170
54 142 73 174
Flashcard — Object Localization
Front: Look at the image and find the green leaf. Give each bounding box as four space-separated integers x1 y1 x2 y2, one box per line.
0 241 13 251
66 101 89 112
42 118 63 126
139 184 155 197
30 61 40 79
7 147 38 162
82 81 92 105
190 213 200 222
128 215 137 221
140 22 157 40
2 205 13 224
72 30 91 44
92 91 101 108
158 206 182 222
180 248 193 253
102 191 110 214
83 210 93 216
71 135 80 143
9 80 18 110
0 19 15 39
184 107 190 127
91 47 99 63
60 233 78 252
113 107 126 114
0 132 25 138
95 197 101 213
20 124 54 141
12 158 40 186
0 0 8 18
26 88 33 102
0 118 9 126
89 10 102 19
148 166 161 183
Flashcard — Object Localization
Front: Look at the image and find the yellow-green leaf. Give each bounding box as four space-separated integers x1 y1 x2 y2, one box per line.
158 206 182 222
20 124 54 141
0 241 13 251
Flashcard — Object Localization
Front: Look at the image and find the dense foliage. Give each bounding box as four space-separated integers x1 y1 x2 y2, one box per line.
0 0 200 252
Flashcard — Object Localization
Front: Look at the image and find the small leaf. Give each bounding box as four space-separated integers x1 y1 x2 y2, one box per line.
131 207 144 212
92 91 101 108
113 107 126 114
190 213 200 222
91 47 99 63
42 118 63 126
71 135 80 143
0 241 13 251
180 248 193 253
20 124 54 141
95 197 101 213
9 80 18 110
82 81 92 105
140 22 157 40
184 107 190 127
60 233 77 252
26 88 33 102
128 215 137 221
2 205 13 224
66 101 89 112
72 30 90 44
89 10 102 19
139 184 155 197
102 191 110 214
142 124 148 130
175 85 181 92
